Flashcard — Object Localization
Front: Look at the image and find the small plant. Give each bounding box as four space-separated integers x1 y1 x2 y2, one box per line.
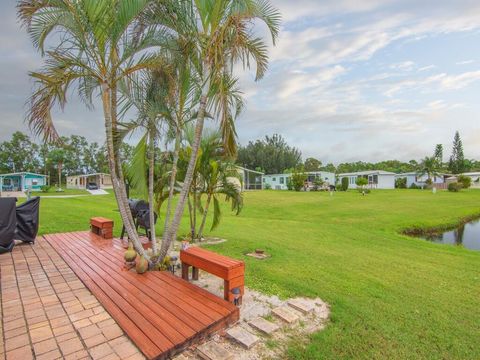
286 177 293 190
341 177 349 191
448 182 462 192
312 178 324 191
395 177 407 189
153 255 171 271
40 185 51 193
291 168 307 192
457 175 472 189
409 183 420 189
357 188 371 194
264 183 272 190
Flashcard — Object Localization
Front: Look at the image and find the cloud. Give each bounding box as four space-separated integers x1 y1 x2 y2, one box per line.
456 59 475 65
2 0 480 163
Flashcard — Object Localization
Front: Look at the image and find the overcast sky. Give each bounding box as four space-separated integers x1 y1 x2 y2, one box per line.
1 0 480 164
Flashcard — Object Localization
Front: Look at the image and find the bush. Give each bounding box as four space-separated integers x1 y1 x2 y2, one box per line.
291 171 306 192
395 177 407 189
341 177 349 191
356 177 368 187
357 188 371 194
457 175 472 189
312 178 324 191
448 182 462 192
264 183 271 190
286 177 293 190
40 185 51 193
409 183 420 189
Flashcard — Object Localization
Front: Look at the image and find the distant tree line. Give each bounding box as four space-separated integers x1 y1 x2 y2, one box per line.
237 132 480 175
0 131 134 185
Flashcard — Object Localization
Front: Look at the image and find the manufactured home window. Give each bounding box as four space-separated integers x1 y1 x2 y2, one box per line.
32 179 38 185
280 177 284 184
262 178 265 183
272 177 276 181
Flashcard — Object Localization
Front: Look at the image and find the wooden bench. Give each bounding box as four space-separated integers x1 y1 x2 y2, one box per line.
90 217 114 239
180 247 245 304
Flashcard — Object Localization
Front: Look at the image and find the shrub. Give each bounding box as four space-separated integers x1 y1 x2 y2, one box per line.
355 177 368 187
291 171 307 192
341 177 349 191
457 175 472 189
286 177 293 190
395 177 407 189
264 183 271 190
312 178 324 191
40 185 51 193
357 188 371 194
448 182 462 192
409 183 420 189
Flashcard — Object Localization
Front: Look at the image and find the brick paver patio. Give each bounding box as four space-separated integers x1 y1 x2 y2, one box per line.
0 238 145 360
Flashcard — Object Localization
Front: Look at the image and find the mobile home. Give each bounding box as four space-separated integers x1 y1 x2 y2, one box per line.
338 170 396 189
0 172 47 192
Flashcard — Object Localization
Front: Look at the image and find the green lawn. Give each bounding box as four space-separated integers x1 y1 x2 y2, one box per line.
30 188 90 196
35 189 480 359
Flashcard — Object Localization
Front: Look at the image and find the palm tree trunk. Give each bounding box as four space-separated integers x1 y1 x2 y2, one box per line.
101 82 147 258
148 129 157 255
187 195 194 239
192 178 197 239
159 91 209 259
163 125 180 239
57 161 62 189
197 192 212 240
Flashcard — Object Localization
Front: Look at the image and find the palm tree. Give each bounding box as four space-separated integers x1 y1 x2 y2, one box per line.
418 156 441 185
49 148 66 191
157 0 281 259
18 0 171 260
197 159 243 240
120 67 178 256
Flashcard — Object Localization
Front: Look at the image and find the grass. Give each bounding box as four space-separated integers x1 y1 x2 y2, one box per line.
34 189 480 359
30 188 90 196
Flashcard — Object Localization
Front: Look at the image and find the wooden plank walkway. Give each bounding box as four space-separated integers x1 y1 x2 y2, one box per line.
44 231 239 360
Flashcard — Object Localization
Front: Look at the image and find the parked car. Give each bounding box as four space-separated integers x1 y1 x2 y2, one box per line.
86 182 99 190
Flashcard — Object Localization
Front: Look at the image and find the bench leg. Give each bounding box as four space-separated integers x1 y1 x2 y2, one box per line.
224 278 244 304
192 267 199 281
182 264 190 280
224 280 230 302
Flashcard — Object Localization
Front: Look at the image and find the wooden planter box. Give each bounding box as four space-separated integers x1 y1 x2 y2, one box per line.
90 217 114 239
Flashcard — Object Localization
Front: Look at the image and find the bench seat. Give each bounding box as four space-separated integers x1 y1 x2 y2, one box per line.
180 247 245 303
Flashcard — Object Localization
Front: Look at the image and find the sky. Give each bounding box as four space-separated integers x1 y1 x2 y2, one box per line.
1 0 479 164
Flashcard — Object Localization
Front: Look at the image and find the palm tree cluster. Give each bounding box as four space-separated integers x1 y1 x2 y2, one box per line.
18 0 280 267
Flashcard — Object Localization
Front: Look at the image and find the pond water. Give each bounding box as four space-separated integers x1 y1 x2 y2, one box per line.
420 219 480 251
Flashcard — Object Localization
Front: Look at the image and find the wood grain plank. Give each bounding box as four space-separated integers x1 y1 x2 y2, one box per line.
44 231 239 360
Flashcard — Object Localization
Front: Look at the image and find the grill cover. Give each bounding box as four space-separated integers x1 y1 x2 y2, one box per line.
15 197 40 244
0 198 17 253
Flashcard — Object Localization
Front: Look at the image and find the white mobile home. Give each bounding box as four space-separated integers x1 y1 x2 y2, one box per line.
460 172 480 188
66 173 112 189
395 172 448 188
338 170 396 189
263 171 335 190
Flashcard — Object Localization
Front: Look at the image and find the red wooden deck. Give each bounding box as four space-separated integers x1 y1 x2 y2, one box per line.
43 231 239 360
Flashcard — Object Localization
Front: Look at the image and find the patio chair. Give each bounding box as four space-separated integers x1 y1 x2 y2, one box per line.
0 198 17 254
15 196 40 244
